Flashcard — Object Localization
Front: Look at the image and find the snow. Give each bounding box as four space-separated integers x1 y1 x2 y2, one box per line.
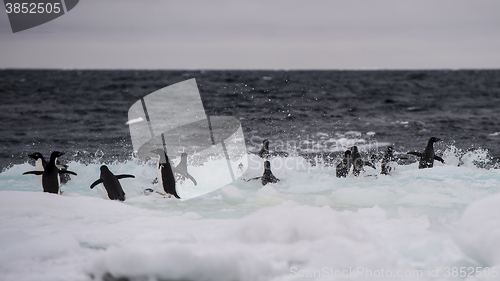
1 149 500 280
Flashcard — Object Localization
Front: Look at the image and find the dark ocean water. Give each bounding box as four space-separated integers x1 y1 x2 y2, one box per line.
1 69 500 171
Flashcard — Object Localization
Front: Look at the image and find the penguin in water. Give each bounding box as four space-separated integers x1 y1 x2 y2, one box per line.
336 150 352 178
407 137 445 169
380 147 397 175
90 165 134 201
258 139 270 158
28 152 71 185
249 139 289 159
174 153 197 186
379 146 409 175
350 146 376 176
150 148 180 199
23 151 77 194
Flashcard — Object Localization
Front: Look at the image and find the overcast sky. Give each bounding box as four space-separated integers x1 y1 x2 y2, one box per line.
1 0 499 69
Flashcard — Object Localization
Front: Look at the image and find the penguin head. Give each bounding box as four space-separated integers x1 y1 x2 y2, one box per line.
429 137 441 143
100 165 110 172
50 151 64 159
351 146 359 154
263 139 269 149
344 150 351 158
264 160 271 170
387 146 394 153
28 152 44 160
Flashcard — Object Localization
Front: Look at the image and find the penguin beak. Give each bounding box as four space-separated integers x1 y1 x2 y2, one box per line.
436 138 441 142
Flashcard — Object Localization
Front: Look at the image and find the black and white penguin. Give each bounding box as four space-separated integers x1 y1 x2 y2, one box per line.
407 137 445 169
150 148 180 199
336 150 352 178
90 165 134 201
261 160 279 186
258 139 270 158
249 139 289 159
350 146 376 176
23 151 77 194
244 160 280 185
28 152 71 185
380 147 397 175
174 153 197 185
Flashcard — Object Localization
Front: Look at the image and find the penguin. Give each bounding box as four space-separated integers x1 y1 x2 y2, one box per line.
90 165 134 201
150 148 180 199
174 153 197 186
380 147 397 175
350 146 376 176
407 137 445 169
28 152 46 183
28 152 71 185
249 139 289 159
258 139 270 158
244 160 280 186
261 160 280 186
23 151 77 194
336 150 352 178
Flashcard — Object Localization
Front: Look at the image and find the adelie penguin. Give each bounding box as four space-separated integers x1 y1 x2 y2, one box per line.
249 139 289 159
350 146 376 176
151 148 180 199
380 147 397 175
407 137 445 169
23 151 77 194
261 160 279 186
380 146 409 175
336 150 352 178
28 152 71 185
90 165 134 201
245 160 280 186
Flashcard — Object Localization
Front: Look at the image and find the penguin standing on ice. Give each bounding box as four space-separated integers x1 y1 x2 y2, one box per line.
151 148 180 199
244 160 280 186
407 137 445 169
23 151 77 194
28 152 71 185
261 160 280 186
90 165 134 201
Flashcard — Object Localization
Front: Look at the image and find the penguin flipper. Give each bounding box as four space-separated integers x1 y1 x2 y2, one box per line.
23 171 44 175
407 152 423 157
244 176 262 182
90 179 103 189
116 174 135 179
434 155 445 163
59 170 77 176
364 161 376 169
